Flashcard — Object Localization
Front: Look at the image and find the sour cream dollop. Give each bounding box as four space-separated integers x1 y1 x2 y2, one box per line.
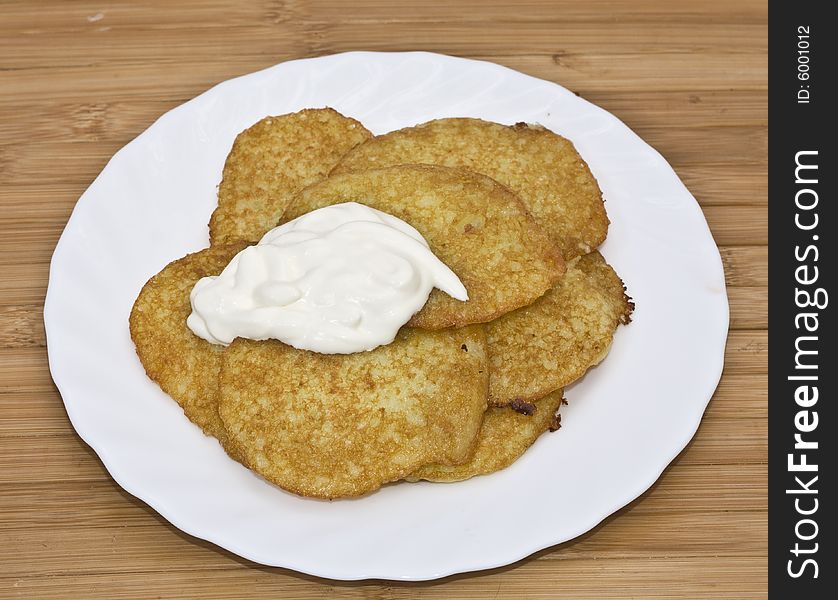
187 202 468 354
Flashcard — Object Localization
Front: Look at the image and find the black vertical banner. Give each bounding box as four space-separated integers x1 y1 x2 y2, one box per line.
769 2 833 597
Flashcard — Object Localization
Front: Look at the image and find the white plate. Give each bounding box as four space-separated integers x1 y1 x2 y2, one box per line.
44 52 728 581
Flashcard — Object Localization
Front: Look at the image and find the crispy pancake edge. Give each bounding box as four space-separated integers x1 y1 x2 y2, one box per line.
408 389 565 482
129 243 248 456
209 108 373 245
487 251 634 407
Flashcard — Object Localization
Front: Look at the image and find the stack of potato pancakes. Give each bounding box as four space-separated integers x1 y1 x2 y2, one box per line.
130 108 634 499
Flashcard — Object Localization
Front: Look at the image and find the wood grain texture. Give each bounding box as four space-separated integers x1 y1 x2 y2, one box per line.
0 0 767 597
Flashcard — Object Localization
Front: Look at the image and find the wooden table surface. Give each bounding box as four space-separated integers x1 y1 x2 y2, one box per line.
0 1 767 597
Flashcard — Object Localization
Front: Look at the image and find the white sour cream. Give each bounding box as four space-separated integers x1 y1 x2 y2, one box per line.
187 202 467 354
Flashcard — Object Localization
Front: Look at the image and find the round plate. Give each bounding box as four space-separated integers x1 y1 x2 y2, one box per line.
44 52 728 581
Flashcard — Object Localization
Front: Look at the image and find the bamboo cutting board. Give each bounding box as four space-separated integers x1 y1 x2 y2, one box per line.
0 1 767 597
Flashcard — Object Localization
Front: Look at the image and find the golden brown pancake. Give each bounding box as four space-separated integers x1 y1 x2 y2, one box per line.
487 252 633 406
209 108 372 245
129 243 247 449
409 389 565 483
218 327 489 499
281 165 565 329
332 117 608 259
